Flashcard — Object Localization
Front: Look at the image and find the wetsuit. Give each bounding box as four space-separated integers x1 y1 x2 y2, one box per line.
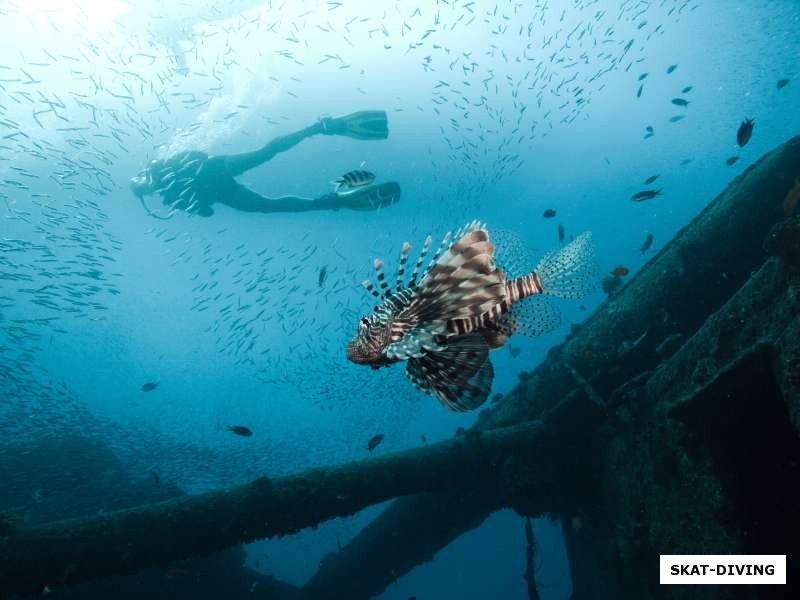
136 120 400 217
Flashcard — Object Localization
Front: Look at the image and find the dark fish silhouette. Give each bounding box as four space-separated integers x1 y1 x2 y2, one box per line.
318 265 328 288
736 118 754 147
681 86 693 93
367 433 384 452
508 344 521 358
601 275 623 296
666 64 678 74
542 208 556 218
558 223 565 243
644 174 659 185
611 266 629 277
637 84 643 98
725 156 739 166
638 73 648 81
641 233 654 253
491 392 505 404
227 425 252 437
671 98 689 107
680 158 693 166
631 189 662 202
141 382 159 392
777 78 790 89
669 115 685 123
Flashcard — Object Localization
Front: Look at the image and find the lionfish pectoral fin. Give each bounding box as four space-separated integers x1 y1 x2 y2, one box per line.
412 222 506 323
404 334 494 412
385 322 446 360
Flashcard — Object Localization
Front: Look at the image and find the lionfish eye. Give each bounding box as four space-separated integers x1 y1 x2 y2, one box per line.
360 317 370 328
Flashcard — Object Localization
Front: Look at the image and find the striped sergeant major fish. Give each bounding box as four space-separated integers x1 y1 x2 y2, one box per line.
333 169 375 193
347 221 596 412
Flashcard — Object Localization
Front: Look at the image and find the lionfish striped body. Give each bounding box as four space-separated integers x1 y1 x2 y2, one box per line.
347 221 595 412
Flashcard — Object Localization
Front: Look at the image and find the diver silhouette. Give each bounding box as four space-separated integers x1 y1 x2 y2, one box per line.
130 111 401 218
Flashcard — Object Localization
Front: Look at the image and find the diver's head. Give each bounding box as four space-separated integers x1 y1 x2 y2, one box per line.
129 161 159 197
346 313 394 368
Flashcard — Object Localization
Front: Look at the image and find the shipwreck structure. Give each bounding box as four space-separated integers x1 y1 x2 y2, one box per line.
2 137 800 599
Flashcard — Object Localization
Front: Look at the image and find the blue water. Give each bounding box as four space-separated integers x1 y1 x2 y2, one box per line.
1 1 799 597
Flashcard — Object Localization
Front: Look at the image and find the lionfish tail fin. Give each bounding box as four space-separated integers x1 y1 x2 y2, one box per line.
534 231 597 299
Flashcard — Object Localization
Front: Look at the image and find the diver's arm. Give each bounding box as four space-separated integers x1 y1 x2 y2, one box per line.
222 121 325 177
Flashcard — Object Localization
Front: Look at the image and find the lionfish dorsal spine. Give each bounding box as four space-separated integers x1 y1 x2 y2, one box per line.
361 279 381 298
408 235 432 289
423 230 452 279
396 242 412 291
373 258 393 298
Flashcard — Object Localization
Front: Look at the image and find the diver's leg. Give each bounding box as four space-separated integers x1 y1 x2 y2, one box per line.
218 186 322 214
222 122 324 177
221 111 388 177
219 183 401 215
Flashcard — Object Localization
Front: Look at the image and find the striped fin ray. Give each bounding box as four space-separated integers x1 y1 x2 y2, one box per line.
361 279 381 299
373 258 392 298
423 230 453 281
395 242 412 291
408 235 433 289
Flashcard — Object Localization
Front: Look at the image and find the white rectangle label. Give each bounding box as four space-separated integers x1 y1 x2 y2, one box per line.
660 555 786 584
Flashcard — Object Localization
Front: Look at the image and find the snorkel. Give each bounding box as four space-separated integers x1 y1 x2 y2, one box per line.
130 163 175 221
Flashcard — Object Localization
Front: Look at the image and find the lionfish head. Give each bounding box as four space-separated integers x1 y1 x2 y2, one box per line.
346 313 393 368
348 232 444 367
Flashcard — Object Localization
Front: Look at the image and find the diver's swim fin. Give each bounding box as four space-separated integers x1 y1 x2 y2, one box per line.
323 110 389 140
315 181 400 212
335 181 400 211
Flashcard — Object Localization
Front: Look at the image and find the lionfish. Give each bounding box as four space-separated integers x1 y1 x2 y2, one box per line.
346 221 596 412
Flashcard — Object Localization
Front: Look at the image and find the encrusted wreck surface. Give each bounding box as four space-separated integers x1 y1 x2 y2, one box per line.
0 420 558 596
566 253 800 599
2 138 799 599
